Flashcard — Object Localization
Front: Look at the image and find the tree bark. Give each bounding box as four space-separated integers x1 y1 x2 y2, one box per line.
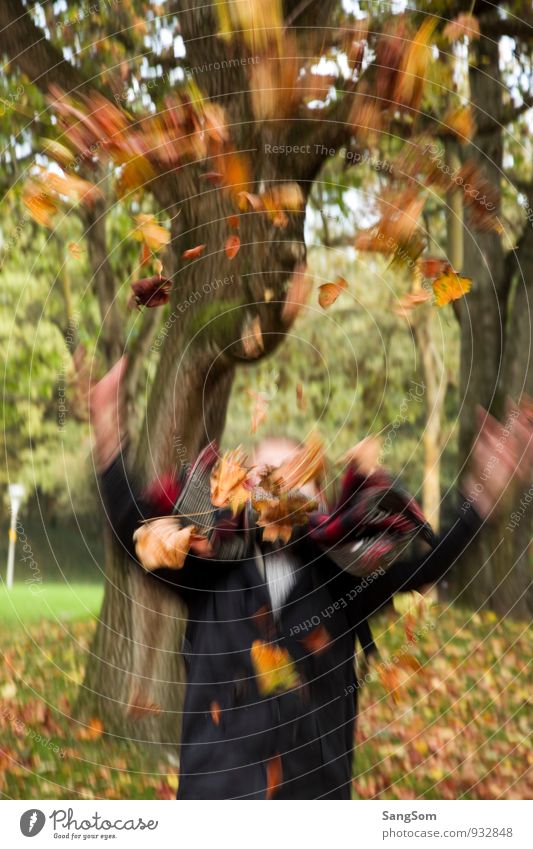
455 21 532 619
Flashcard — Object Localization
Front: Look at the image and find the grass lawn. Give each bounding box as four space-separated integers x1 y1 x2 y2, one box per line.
0 593 531 800
0 583 103 627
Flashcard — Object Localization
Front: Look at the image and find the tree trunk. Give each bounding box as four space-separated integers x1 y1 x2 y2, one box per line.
77 0 313 743
455 21 532 619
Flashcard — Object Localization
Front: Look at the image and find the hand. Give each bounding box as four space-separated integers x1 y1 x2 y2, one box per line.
88 355 128 472
461 398 533 520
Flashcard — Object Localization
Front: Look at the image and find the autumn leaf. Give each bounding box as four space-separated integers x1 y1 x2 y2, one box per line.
77 717 104 741
266 754 283 799
248 390 269 434
432 272 472 307
393 17 437 111
318 276 349 309
133 518 199 571
210 448 251 514
225 234 240 259
250 640 299 695
394 290 432 317
68 242 82 260
299 625 331 655
182 244 206 260
252 490 317 543
443 105 475 143
418 257 452 278
23 185 58 228
227 214 240 229
241 315 264 359
133 213 170 252
210 701 221 726
128 276 172 309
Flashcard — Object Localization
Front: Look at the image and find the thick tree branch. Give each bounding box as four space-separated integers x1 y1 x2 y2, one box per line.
0 0 89 96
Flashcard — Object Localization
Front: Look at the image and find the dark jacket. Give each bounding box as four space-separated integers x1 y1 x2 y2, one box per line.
100 455 482 799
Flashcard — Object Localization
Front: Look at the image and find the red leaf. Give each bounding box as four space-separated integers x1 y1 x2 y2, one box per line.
225 234 240 260
182 244 206 260
266 754 283 799
129 276 172 309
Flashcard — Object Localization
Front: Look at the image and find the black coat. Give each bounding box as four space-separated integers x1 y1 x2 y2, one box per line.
101 456 482 799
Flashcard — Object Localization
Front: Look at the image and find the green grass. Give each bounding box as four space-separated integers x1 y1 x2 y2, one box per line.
0 583 103 627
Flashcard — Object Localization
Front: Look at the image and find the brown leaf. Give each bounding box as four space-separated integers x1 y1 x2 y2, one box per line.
210 448 251 514
252 490 317 543
129 276 172 309
318 276 349 309
133 518 198 570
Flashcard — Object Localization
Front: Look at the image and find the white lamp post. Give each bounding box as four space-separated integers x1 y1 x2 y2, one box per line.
6 483 25 589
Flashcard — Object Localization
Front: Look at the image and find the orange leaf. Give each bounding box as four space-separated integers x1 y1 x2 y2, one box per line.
296 383 306 411
252 490 317 544
210 448 251 514
394 290 431 317
210 701 221 726
266 754 283 799
432 273 472 307
241 315 264 359
300 625 331 655
133 213 170 252
68 242 82 259
133 518 198 570
250 640 298 695
78 717 104 740
140 241 151 267
227 214 240 229
225 234 240 259
182 244 206 260
318 276 348 309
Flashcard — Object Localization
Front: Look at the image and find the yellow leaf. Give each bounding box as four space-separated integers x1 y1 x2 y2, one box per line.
132 213 170 252
433 272 472 306
250 640 298 695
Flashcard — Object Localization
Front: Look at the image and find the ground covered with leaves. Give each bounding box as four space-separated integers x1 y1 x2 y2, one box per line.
0 602 530 800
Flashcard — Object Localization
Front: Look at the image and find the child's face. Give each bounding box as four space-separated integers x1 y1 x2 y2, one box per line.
252 438 319 499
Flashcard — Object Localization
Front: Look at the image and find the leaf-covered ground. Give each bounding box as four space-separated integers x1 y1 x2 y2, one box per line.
0 600 530 799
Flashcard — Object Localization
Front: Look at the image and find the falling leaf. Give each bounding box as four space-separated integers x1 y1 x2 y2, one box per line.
23 184 58 227
252 490 317 543
68 242 82 260
139 241 151 267
225 234 240 260
133 213 170 252
227 214 240 229
299 625 331 655
154 258 163 276
210 701 221 726
418 257 452 278
133 518 199 570
318 276 349 309
394 290 432 317
127 700 162 719
250 640 299 695
433 272 472 307
444 105 475 143
210 448 251 514
241 315 264 359
393 18 437 112
77 717 104 741
266 754 283 799
182 244 206 260
129 276 172 309
248 390 269 434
